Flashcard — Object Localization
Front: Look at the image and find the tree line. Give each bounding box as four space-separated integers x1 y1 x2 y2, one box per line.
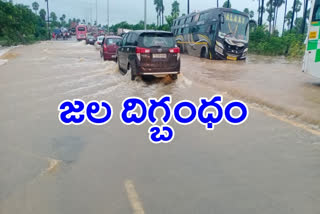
0 0 93 46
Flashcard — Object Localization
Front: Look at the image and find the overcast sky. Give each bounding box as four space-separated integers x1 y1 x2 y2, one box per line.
14 0 306 31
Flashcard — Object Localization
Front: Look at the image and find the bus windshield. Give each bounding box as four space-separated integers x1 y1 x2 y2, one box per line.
312 0 320 21
220 12 249 41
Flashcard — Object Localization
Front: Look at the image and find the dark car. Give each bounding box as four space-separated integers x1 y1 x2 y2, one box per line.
117 30 180 80
86 35 96 45
100 36 122 61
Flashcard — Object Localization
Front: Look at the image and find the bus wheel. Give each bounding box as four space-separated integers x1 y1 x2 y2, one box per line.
200 48 208 59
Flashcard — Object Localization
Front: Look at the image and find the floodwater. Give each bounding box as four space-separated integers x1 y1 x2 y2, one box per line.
1 40 320 214
181 54 320 128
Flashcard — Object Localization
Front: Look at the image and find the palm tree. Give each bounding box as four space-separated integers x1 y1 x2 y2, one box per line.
154 0 160 26
273 0 285 32
39 8 46 21
223 0 231 8
160 0 165 26
32 1 39 14
290 0 297 30
282 0 288 32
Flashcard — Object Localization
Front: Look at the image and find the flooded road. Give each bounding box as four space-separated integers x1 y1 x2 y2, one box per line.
1 40 320 214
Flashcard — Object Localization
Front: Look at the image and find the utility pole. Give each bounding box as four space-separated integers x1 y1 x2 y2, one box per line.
107 0 110 33
96 0 98 25
217 0 219 8
45 0 50 40
187 0 190 14
260 0 264 26
144 0 147 30
301 0 308 34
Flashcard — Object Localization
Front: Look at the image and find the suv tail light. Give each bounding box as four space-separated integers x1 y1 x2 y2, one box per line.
169 47 180 60
169 47 180 53
136 47 151 61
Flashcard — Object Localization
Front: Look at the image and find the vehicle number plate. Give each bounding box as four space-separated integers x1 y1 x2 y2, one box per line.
227 56 237 61
153 54 167 59
112 55 116 58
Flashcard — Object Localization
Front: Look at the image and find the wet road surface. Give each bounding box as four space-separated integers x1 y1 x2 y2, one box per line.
0 40 320 214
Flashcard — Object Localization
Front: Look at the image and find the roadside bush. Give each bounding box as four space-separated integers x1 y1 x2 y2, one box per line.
249 26 306 58
0 1 47 46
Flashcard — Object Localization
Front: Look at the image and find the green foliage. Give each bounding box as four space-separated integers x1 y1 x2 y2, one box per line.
223 1 231 8
0 1 47 46
165 0 180 28
249 26 305 58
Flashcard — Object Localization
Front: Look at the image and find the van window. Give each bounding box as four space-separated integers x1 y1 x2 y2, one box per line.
122 33 128 46
126 33 137 45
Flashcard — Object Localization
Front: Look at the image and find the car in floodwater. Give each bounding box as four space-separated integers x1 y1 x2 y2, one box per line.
86 35 96 45
100 36 122 61
95 36 105 49
117 30 181 81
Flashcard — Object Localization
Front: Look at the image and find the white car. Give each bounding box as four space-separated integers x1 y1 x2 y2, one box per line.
95 36 105 50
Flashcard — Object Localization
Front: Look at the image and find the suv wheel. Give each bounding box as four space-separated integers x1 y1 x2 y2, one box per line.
118 59 125 74
128 64 136 81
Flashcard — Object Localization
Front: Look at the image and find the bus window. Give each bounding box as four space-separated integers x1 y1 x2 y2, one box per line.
193 14 200 22
312 0 320 21
199 13 209 21
211 23 217 34
186 16 192 23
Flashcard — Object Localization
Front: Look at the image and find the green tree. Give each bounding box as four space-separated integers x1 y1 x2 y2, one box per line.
244 8 250 15
154 0 161 26
39 8 46 21
171 0 180 17
32 1 39 14
223 0 231 8
165 0 180 28
249 10 255 19
285 10 293 29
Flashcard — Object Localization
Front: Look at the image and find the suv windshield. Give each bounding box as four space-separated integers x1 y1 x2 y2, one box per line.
139 33 175 48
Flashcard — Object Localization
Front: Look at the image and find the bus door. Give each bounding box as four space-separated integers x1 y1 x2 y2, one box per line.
304 0 320 77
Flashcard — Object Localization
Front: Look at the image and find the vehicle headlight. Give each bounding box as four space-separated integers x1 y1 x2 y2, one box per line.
215 45 224 55
216 41 224 49
242 48 248 57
